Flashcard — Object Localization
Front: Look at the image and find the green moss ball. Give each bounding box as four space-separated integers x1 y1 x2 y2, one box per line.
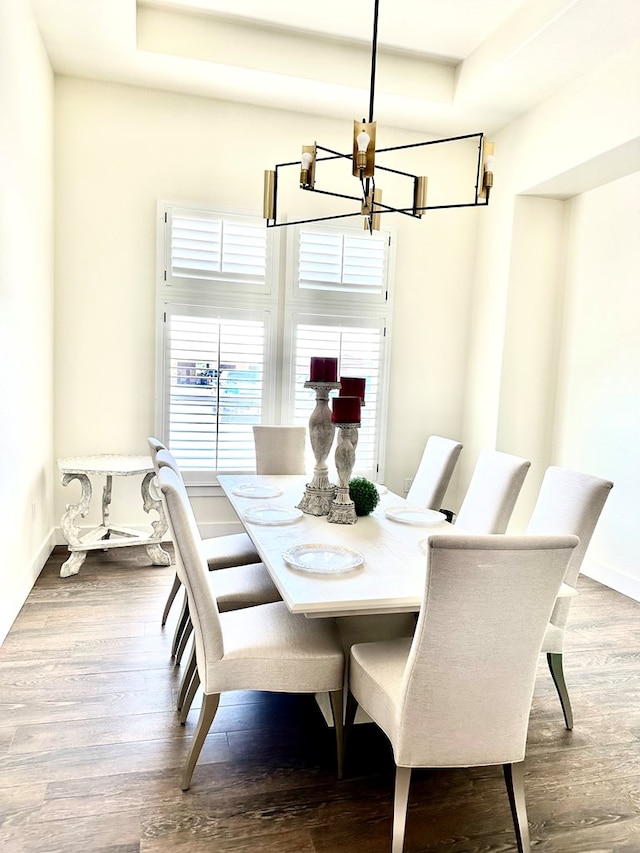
349 477 380 516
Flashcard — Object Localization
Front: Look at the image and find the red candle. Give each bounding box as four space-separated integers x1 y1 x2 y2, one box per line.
331 395 361 424
309 356 338 382
339 377 366 402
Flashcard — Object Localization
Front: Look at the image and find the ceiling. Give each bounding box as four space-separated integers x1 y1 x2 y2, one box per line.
30 0 640 136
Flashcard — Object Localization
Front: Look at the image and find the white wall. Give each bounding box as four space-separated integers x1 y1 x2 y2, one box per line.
53 78 478 531
0 0 55 643
555 173 640 595
463 41 640 594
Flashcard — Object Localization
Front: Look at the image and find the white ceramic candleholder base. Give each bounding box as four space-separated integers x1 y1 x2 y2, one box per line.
297 380 339 516
327 423 360 525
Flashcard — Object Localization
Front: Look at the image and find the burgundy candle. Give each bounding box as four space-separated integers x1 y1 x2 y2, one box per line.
339 377 366 402
309 356 338 382
331 395 361 424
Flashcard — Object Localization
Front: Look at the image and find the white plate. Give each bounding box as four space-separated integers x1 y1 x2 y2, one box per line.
385 506 446 526
231 483 283 499
282 544 364 574
243 504 303 525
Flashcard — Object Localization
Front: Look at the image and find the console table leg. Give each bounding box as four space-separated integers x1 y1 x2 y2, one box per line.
60 550 88 578
59 472 92 578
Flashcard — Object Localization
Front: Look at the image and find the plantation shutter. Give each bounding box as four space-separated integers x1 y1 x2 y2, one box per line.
291 316 386 479
163 304 268 472
297 228 387 296
167 207 268 290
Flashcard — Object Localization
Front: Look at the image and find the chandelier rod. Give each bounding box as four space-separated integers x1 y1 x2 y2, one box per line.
368 0 380 124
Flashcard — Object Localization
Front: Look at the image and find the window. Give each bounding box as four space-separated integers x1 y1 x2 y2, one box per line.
161 305 270 472
157 203 394 482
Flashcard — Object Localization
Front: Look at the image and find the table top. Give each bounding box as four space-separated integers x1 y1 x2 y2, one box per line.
57 454 154 476
219 474 458 618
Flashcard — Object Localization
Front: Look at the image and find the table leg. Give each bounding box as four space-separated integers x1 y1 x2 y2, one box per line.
102 474 113 534
59 472 92 578
141 472 171 566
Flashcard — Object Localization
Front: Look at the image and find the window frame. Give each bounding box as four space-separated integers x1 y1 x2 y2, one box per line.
156 201 395 485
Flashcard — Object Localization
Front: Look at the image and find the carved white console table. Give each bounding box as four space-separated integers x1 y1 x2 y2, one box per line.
57 454 171 578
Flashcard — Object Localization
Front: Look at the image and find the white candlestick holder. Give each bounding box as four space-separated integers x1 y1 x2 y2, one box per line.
327 423 360 525
297 380 340 516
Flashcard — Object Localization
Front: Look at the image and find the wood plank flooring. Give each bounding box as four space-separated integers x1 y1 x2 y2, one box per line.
1 545 640 852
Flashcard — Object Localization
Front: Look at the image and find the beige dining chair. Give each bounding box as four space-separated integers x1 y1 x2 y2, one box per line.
154 448 282 718
158 464 345 790
454 448 531 533
526 465 613 729
148 438 261 627
405 435 462 510
252 425 307 474
345 532 579 853
153 448 278 654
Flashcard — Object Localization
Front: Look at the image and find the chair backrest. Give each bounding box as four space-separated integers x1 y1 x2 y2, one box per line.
154 448 183 479
158 466 224 683
526 466 613 589
395 533 578 768
406 435 463 508
454 449 531 533
252 425 307 475
147 436 167 459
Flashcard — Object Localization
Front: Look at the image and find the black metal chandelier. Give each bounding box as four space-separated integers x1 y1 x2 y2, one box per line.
263 0 495 233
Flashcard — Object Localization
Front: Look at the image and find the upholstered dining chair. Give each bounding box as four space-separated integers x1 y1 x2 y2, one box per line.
154 448 282 719
405 435 463 510
252 425 307 474
345 533 579 853
454 448 531 533
526 466 613 729
148 438 260 627
158 464 345 791
153 448 277 654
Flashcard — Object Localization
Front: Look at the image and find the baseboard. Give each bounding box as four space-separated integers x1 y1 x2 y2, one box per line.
582 559 640 603
0 529 56 647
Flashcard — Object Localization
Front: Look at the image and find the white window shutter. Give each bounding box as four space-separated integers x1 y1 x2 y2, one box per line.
164 306 267 472
169 208 267 288
298 227 387 295
291 317 386 479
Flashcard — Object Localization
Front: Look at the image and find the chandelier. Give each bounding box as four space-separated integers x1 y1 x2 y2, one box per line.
263 0 495 233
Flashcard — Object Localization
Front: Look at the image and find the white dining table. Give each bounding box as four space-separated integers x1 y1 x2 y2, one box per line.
218 474 457 619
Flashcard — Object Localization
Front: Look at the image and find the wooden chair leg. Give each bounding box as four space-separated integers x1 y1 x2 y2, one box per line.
343 690 358 764
503 761 531 853
392 765 411 853
162 573 181 626
180 670 201 725
181 693 220 791
177 643 197 711
547 652 574 730
171 591 190 658
175 616 193 665
328 689 344 780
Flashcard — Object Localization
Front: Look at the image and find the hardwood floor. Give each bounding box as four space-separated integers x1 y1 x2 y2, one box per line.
1 545 640 852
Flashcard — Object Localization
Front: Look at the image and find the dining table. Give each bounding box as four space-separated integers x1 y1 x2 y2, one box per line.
218 473 458 619
219 473 460 724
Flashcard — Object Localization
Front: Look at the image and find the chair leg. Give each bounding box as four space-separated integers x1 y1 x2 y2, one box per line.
547 652 574 730
344 690 358 761
328 689 344 780
171 591 190 658
162 573 181 626
181 692 220 791
392 766 411 853
177 643 197 711
180 669 201 725
503 761 530 853
175 616 193 665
